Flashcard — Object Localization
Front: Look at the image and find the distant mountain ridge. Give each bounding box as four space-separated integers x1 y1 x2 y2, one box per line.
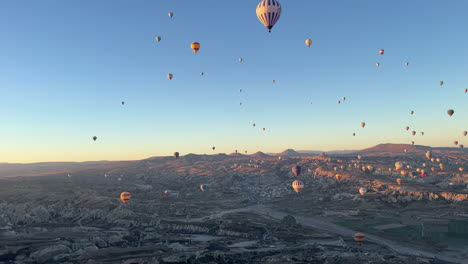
356 143 467 156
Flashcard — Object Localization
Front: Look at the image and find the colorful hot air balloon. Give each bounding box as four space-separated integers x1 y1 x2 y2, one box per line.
174 152 180 159
292 180 304 193
305 39 312 47
155 36 161 42
93 136 97 141
168 12 173 18
120 192 131 203
200 184 207 192
190 42 200 53
291 166 302 177
354 233 366 246
395 162 403 170
360 122 365 128
396 178 402 185
436 157 441 163
335 174 342 181
359 187 367 196
447 109 454 116
167 73 173 80
459 167 464 172
379 49 384 55
256 0 282 32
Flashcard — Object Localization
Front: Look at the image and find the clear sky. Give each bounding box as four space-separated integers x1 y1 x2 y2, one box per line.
1 0 468 163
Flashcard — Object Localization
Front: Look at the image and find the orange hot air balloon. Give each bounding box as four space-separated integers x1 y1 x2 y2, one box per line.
396 178 402 185
354 233 366 246
292 180 304 193
400 170 406 176
120 192 131 203
190 42 200 53
458 167 464 172
335 174 342 181
454 141 459 146
167 73 173 80
431 167 436 172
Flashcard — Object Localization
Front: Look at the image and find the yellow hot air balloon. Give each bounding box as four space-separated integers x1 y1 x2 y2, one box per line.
305 39 312 47
396 178 402 185
256 0 282 32
335 174 342 181
292 180 304 193
395 162 403 170
120 192 131 203
167 73 173 80
190 42 200 53
155 36 161 42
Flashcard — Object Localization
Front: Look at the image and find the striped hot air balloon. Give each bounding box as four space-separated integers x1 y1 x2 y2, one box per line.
256 0 282 32
354 233 366 246
292 165 302 177
190 42 200 53
292 180 304 193
120 192 131 203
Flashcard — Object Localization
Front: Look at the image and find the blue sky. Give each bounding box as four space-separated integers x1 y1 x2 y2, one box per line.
1 0 468 162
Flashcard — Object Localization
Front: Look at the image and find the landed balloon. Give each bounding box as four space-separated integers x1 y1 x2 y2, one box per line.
256 0 282 32
292 180 304 193
357 155 362 160
305 39 312 47
190 42 200 53
292 166 302 177
174 152 180 159
447 109 454 116
354 233 366 246
120 192 131 203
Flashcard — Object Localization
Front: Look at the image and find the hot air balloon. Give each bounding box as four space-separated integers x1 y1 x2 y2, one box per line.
447 109 454 116
212 146 215 151
379 49 384 55
121 101 125 105
460 144 464 149
405 126 410 131
395 162 403 170
411 141 415 145
439 81 444 86
272 80 276 83
190 42 200 53
436 158 441 163
305 39 312 47
405 62 409 66
463 131 468 137
337 100 341 104
256 0 282 32
431 167 436 172
200 184 207 192
410 110 414 115
411 131 416 136
396 178 402 185
342 97 346 101
439 163 445 170
200 72 204 76
167 73 173 80
459 167 464 172
353 133 356 136
357 155 362 160
421 132 424 136
376 62 380 67
354 233 366 246
360 122 365 128
292 166 302 177
425 151 432 160
168 12 173 18
263 128 266 131
174 152 180 159
335 174 342 181
404 149 408 153
465 88 468 93
454 141 459 146
253 123 256 127
422 162 427 167
400 170 406 176
93 136 97 141
120 192 131 203
292 180 304 193
155 36 161 42
239 57 243 63
359 187 367 196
